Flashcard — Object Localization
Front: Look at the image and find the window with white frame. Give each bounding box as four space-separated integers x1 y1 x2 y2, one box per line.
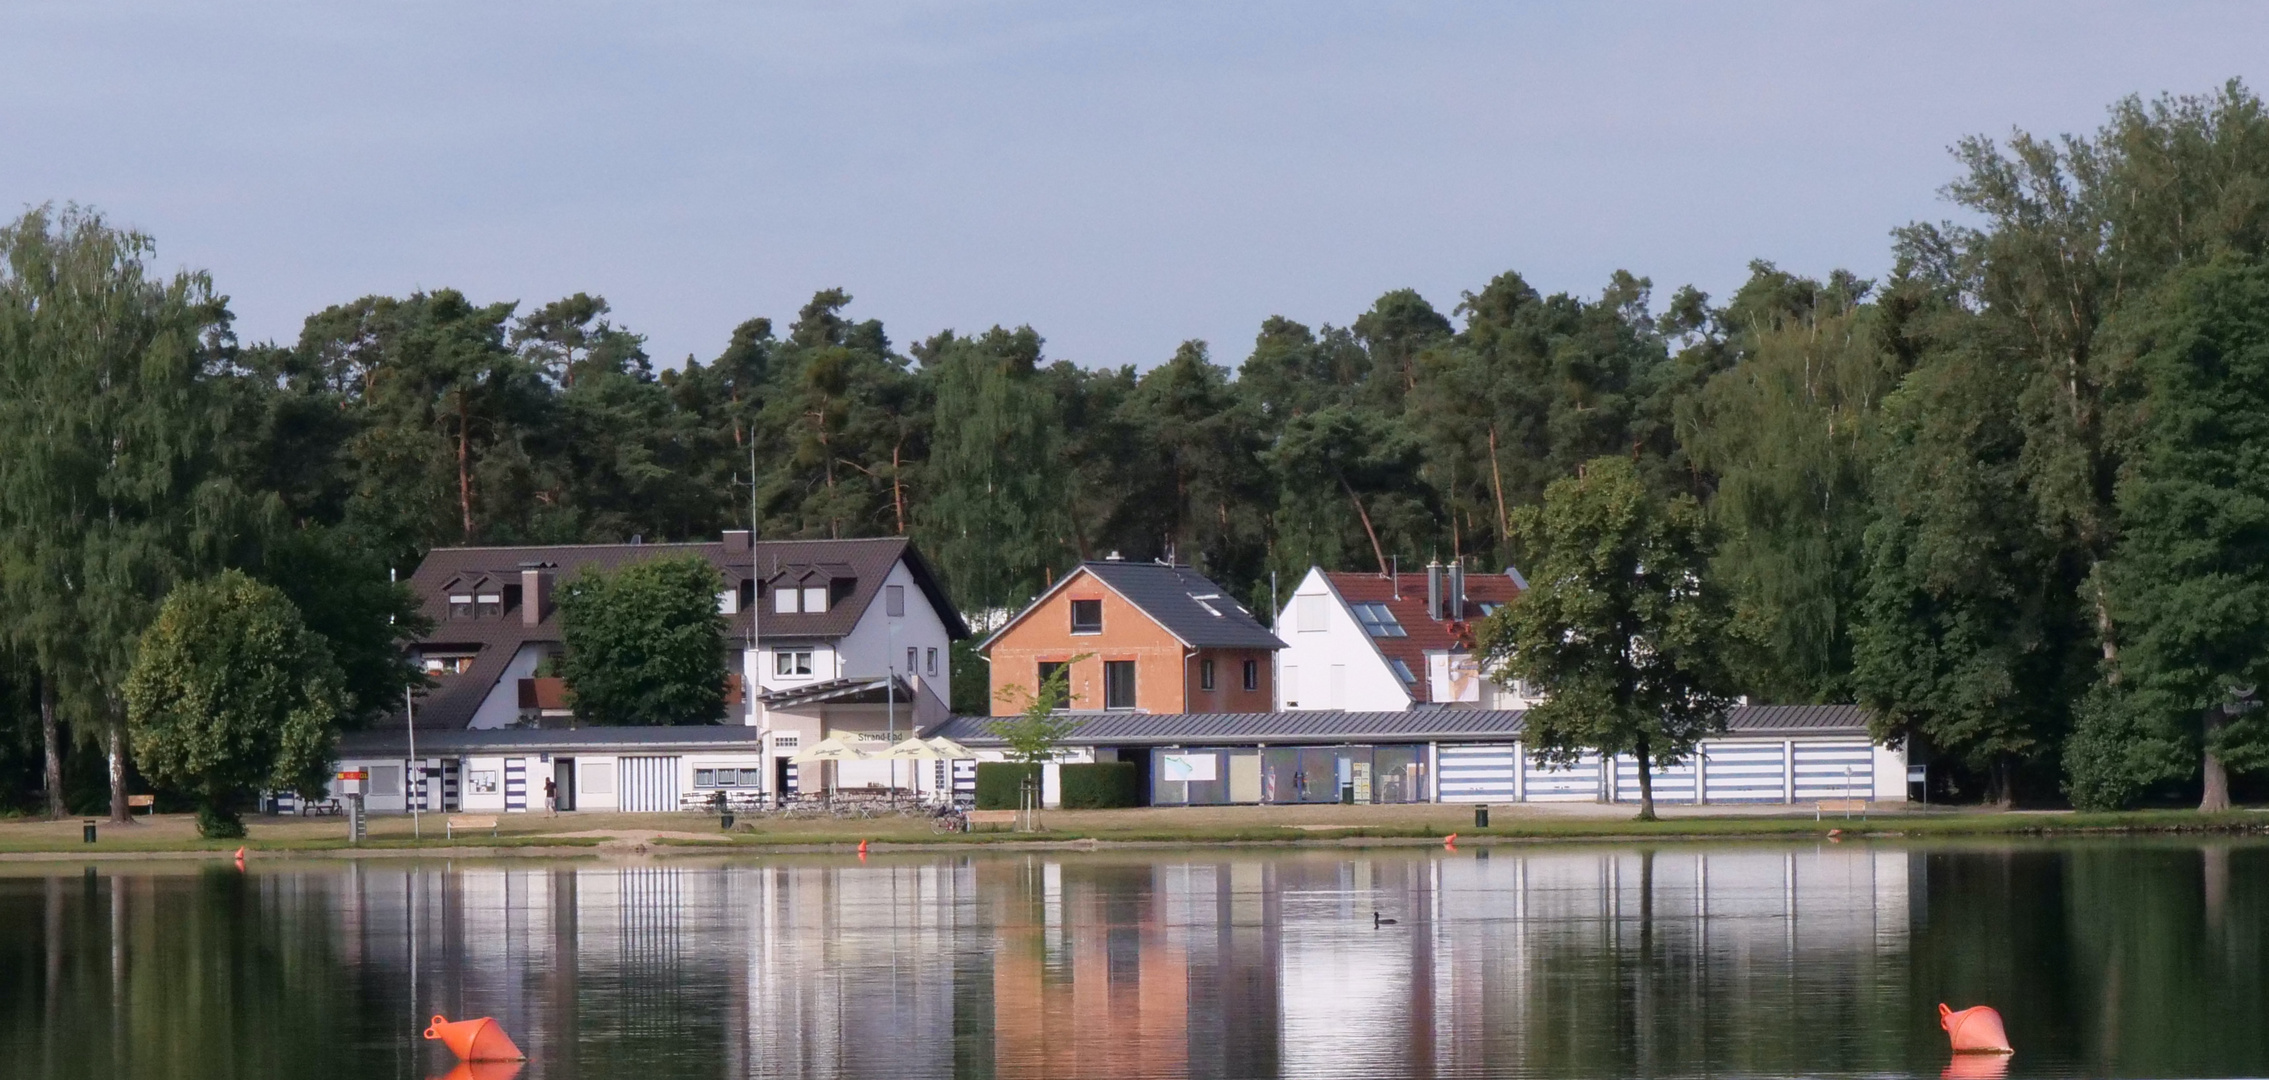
422 654 475 675
475 592 503 618
775 649 814 677
802 586 828 612
1295 594 1327 632
775 585 799 614
886 584 906 617
449 593 475 619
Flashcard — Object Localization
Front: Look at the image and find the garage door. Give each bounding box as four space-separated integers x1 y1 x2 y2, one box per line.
1793 742 1873 800
1524 753 1604 802
1436 743 1518 803
618 756 682 812
1702 741 1790 803
1613 754 1697 804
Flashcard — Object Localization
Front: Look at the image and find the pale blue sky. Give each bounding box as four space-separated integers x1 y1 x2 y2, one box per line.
5 2 2265 369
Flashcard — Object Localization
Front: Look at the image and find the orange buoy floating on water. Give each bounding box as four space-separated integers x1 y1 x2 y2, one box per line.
424 1014 526 1062
441 1062 527 1080
857 838 868 855
1443 832 1458 850
1939 1003 2013 1054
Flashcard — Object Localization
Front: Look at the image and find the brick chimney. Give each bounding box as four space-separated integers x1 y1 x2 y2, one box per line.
724 529 752 553
521 567 553 626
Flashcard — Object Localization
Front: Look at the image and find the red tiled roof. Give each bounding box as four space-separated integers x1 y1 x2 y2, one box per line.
1323 570 1523 704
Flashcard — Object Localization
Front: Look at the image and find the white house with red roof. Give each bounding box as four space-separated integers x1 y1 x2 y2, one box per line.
1274 562 1539 712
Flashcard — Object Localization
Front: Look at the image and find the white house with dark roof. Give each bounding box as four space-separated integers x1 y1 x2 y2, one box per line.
1275 562 1537 712
362 531 968 812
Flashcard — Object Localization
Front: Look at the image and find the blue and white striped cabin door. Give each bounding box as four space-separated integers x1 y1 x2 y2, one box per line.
1614 754 1699 803
504 758 528 812
1793 742 1874 801
1524 753 1606 801
951 759 976 802
617 756 681 812
1436 743 1519 803
1702 742 1790 803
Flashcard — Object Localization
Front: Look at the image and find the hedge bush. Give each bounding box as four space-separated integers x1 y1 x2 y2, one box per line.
1059 762 1141 809
975 762 1041 810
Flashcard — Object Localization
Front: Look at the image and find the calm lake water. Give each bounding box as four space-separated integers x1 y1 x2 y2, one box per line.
1 840 2264 1080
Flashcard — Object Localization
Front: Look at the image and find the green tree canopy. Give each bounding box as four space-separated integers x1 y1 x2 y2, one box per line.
124 570 347 837
1477 456 1733 820
555 556 727 726
0 205 256 822
2072 257 2269 810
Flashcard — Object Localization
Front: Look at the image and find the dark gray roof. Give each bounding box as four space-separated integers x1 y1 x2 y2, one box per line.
1722 704 1871 733
927 704 1873 747
340 725 766 758
1077 561 1283 650
928 710 1524 746
756 674 912 708
402 534 965 730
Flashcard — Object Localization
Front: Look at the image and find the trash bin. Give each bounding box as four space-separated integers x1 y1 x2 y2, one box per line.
719 813 735 830
1340 783 1355 805
82 820 97 844
1474 805 1490 829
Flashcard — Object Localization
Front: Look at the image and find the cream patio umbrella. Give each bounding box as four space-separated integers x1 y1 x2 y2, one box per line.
789 737 871 799
923 736 976 759
883 737 955 802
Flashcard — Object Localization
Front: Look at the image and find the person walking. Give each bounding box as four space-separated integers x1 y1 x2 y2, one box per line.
543 776 557 816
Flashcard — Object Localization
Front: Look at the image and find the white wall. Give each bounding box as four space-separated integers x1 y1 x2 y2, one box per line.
1274 567 1411 711
746 556 956 731
1872 742 1909 800
467 644 550 728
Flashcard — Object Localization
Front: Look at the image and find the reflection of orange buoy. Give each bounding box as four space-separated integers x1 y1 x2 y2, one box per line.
1939 1003 2012 1054
442 1062 527 1080
1941 1051 2011 1080
424 1014 526 1061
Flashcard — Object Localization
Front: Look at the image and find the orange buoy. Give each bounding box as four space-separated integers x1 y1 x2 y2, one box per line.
1443 832 1458 849
1939 1003 2012 1054
442 1062 527 1080
857 838 868 855
424 1014 526 1061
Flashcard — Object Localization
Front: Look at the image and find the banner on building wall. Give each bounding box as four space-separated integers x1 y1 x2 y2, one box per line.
1161 752 1217 783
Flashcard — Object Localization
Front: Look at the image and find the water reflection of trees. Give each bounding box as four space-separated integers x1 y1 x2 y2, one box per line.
0 843 2263 1079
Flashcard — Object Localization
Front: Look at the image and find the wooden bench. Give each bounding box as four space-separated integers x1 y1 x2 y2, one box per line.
305 798 342 816
965 809 1019 831
447 814 499 839
1815 799 1869 820
126 794 155 816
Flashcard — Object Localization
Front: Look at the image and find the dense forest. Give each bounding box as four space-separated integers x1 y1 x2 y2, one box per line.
6 82 2269 812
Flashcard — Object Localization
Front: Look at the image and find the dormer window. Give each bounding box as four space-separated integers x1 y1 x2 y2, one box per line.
475 593 503 618
448 594 474 619
803 585 828 613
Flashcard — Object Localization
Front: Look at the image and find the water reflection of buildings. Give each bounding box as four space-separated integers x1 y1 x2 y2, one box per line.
331 846 1910 1078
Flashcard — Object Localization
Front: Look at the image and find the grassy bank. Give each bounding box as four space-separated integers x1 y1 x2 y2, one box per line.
0 803 2262 858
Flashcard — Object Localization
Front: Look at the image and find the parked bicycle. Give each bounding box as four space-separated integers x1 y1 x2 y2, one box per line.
930 804 969 834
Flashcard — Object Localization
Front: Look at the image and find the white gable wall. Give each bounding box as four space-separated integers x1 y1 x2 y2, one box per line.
1273 567 1413 711
466 643 550 729
743 557 955 730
